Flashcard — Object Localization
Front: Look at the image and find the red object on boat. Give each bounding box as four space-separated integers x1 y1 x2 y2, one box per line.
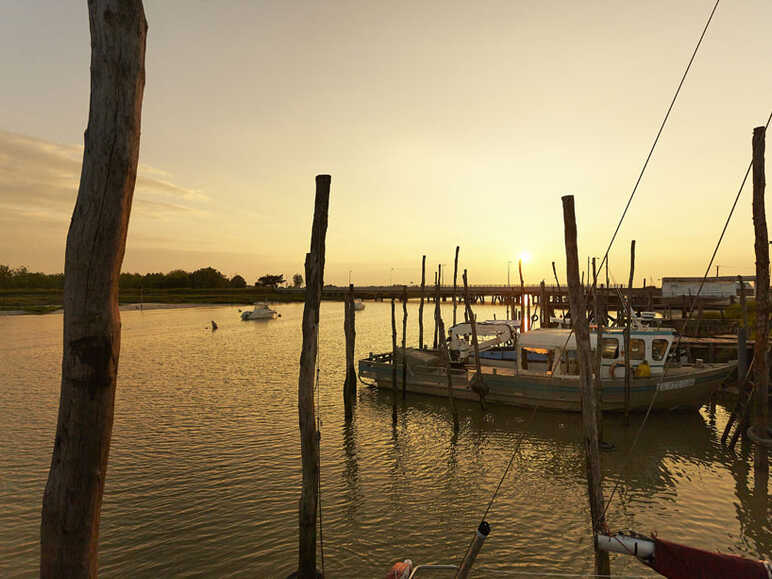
385 559 413 579
649 537 770 579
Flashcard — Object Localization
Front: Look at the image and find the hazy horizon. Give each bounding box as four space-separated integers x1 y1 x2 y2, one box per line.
1 0 770 286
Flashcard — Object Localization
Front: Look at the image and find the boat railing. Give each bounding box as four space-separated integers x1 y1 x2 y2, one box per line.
408 564 458 578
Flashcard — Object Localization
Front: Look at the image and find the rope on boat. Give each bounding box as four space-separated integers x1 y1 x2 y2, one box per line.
597 0 721 276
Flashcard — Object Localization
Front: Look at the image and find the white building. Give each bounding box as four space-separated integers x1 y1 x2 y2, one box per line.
661 276 754 298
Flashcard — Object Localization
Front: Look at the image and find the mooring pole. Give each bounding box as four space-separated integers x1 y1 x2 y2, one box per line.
433 270 439 349
419 255 426 350
519 259 525 329
463 269 487 409
540 281 548 328
562 195 610 577
453 246 460 326
297 175 330 578
737 275 748 392
624 240 635 425
435 276 459 432
401 285 408 400
344 283 356 420
391 297 398 425
751 125 769 488
592 258 604 441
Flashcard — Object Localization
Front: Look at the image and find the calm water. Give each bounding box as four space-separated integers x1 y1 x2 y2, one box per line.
0 302 769 577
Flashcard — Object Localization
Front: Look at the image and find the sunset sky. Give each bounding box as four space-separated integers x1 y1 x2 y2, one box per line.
0 0 770 287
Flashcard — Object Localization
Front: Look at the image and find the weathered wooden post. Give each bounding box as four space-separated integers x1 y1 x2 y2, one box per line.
433 271 439 349
751 125 769 487
391 297 398 425
592 258 605 441
40 2 147 575
562 195 610 576
737 275 748 392
419 255 426 350
624 240 636 424
540 281 548 328
295 175 331 578
463 270 488 409
401 285 408 399
519 259 525 329
435 277 459 432
453 246 460 326
344 283 356 419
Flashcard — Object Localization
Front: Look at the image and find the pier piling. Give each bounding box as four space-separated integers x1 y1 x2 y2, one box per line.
419 255 426 350
401 286 408 400
344 283 356 419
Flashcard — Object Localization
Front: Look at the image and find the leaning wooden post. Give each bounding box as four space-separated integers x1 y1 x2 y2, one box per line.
295 175 331 577
344 283 357 419
453 246 460 326
419 255 426 350
40 3 147 576
401 285 408 400
624 240 636 425
562 195 610 576
463 270 488 409
519 259 526 329
435 281 459 432
737 275 748 393
433 271 439 349
552 261 562 294
751 125 769 486
391 297 398 425
592 258 605 441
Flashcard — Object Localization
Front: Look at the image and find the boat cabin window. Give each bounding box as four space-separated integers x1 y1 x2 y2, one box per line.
630 339 646 360
521 347 553 371
601 338 619 359
652 338 669 361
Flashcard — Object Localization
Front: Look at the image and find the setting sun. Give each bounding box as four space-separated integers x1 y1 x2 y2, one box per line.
519 251 532 264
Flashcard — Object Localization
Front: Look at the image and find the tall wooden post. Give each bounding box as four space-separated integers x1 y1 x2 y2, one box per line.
391 297 398 425
453 246 460 326
737 275 748 393
592 258 604 441
419 255 426 350
435 277 459 432
40 2 147 576
519 259 525 329
540 281 548 328
344 283 356 419
751 125 769 486
294 175 331 577
562 195 610 576
401 286 408 400
433 271 439 349
624 240 635 424
552 261 562 294
463 270 487 409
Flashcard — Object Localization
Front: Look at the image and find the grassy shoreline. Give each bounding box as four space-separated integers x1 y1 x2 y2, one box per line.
0 288 315 314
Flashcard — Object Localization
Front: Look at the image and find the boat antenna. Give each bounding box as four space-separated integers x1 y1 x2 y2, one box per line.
597 0 721 278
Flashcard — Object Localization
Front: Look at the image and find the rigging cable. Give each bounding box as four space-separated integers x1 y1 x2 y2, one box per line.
597 0 721 276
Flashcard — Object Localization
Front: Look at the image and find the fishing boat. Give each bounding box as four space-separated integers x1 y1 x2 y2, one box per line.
358 324 734 412
240 302 278 320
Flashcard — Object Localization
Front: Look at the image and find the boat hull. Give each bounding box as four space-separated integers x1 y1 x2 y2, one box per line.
358 358 733 412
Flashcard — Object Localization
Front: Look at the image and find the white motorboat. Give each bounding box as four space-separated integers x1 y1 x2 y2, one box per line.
240 303 278 320
353 299 365 311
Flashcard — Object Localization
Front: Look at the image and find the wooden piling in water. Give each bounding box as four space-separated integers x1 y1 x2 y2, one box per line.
419 255 426 350
453 246 459 326
435 276 459 432
344 283 356 419
433 270 439 349
519 260 525 328
751 125 769 487
592 258 604 441
391 297 398 425
297 175 330 577
737 275 748 392
540 281 548 328
624 240 635 425
401 286 408 400
463 269 487 409
562 195 610 577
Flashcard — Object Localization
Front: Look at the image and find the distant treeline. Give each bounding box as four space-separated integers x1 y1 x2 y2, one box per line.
1 265 295 290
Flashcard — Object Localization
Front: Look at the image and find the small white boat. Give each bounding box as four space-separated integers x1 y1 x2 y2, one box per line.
353 299 365 311
240 303 278 320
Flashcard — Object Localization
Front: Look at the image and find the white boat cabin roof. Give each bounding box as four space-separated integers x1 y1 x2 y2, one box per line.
518 327 676 350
